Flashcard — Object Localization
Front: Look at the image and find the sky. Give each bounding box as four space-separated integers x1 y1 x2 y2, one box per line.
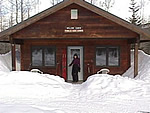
111 0 150 21
39 0 150 22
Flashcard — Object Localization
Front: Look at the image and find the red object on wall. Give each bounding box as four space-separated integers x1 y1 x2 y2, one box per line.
62 49 67 80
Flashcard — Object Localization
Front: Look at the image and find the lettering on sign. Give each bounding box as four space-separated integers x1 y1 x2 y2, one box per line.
64 26 84 33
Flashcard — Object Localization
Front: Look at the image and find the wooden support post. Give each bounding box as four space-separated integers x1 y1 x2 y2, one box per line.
11 44 16 71
134 43 138 77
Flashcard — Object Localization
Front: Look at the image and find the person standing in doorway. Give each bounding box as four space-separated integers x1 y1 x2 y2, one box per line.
69 54 80 82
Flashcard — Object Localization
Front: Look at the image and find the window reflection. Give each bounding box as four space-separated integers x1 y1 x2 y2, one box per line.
32 47 55 67
44 48 55 66
71 9 78 19
96 46 119 66
108 47 119 66
32 48 42 66
96 47 106 66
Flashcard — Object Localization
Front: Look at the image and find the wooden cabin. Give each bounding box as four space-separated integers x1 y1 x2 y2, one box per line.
0 0 150 81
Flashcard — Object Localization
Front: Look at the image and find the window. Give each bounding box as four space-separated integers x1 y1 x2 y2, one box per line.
108 47 119 66
71 9 78 19
32 48 43 66
96 47 106 66
32 46 56 67
96 46 120 66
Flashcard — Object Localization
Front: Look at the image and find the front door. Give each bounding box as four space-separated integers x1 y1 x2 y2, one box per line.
67 46 83 81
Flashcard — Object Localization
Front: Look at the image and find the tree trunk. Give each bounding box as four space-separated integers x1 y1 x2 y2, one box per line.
15 0 19 24
21 0 24 22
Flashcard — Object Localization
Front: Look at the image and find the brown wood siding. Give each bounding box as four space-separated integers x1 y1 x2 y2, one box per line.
12 4 138 39
21 39 130 80
13 3 134 80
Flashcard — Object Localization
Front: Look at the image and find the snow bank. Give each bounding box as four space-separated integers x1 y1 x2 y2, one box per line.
0 50 20 72
136 50 150 81
0 50 150 113
80 74 150 99
0 104 66 113
0 52 11 72
123 50 150 81
0 71 72 99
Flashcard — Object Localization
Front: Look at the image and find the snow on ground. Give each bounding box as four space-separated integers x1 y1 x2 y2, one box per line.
0 50 150 113
123 50 150 81
0 71 72 99
0 52 11 72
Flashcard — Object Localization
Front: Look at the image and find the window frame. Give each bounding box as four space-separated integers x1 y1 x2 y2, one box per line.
95 46 120 67
71 9 78 20
31 46 56 67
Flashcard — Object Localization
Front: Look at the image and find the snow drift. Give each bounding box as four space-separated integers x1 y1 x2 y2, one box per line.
80 50 150 100
0 50 150 113
0 52 11 72
0 50 20 72
80 74 150 99
123 50 150 81
0 71 72 99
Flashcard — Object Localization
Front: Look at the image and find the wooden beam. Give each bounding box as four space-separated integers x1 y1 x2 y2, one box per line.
11 44 16 71
140 40 150 43
13 39 24 45
134 43 138 77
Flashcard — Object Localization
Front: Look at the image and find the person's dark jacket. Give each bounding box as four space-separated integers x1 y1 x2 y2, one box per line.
69 58 80 72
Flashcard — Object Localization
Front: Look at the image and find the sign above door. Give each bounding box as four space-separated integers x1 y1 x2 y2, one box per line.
64 26 84 33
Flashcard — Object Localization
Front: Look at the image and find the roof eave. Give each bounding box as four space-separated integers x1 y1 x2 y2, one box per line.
0 0 74 39
74 0 150 39
0 0 150 41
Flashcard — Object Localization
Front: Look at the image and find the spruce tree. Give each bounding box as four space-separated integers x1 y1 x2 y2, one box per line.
129 0 142 26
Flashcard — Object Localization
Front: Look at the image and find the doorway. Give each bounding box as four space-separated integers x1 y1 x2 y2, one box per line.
67 46 83 81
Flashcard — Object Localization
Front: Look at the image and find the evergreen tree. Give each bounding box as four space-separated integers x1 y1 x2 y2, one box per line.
128 0 142 26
